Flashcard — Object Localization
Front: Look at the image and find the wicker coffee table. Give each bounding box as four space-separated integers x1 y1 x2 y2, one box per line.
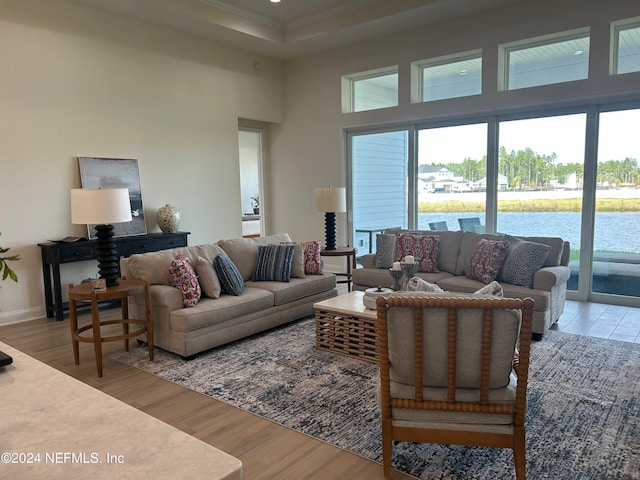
314 291 379 363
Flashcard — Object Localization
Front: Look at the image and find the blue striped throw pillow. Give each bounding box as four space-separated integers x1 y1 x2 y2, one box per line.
214 254 244 296
252 244 295 282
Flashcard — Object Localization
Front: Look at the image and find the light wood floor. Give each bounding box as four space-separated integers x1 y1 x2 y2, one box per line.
1 297 639 480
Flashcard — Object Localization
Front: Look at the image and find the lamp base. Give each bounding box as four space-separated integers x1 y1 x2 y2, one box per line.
94 224 120 287
324 212 337 250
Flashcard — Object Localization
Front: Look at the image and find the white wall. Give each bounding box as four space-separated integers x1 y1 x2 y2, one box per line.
0 0 283 322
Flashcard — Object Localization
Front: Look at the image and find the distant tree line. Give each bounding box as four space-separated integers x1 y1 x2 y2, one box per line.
432 147 640 189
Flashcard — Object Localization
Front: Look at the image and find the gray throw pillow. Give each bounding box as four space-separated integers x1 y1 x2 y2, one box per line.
374 234 396 268
498 235 551 287
214 255 244 296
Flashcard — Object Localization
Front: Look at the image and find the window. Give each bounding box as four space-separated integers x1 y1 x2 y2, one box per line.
612 17 640 75
500 28 590 91
342 67 398 113
350 130 409 254
412 50 482 103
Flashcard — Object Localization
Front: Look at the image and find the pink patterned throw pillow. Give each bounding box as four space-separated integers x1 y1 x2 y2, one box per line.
395 233 440 273
303 240 322 275
169 254 201 307
466 239 509 284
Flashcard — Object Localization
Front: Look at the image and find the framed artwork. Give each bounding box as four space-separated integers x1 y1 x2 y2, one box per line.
78 157 147 238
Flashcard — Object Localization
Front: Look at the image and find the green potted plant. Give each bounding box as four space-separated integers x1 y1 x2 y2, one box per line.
1 233 20 283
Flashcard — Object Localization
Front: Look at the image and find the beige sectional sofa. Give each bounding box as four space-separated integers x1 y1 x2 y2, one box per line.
120 234 337 358
352 229 571 339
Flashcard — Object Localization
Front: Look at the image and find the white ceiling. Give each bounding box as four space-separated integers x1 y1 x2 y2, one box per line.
71 0 521 59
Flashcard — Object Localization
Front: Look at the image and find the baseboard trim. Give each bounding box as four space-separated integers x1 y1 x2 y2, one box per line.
0 307 44 326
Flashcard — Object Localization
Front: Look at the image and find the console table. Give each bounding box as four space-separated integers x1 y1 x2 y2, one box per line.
39 232 189 320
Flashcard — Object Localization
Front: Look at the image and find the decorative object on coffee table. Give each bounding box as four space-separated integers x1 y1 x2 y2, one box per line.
70 188 132 287
315 185 346 250
156 204 181 233
363 286 393 309
389 265 403 291
400 261 418 290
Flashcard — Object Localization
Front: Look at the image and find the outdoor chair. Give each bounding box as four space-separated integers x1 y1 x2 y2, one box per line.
376 293 534 480
458 217 482 232
428 221 448 230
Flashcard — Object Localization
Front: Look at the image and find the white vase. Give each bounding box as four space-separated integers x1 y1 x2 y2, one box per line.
156 204 180 233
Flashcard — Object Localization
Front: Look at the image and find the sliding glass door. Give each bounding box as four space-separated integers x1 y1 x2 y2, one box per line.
592 109 640 298
350 130 410 255
417 123 488 231
347 104 640 306
497 114 586 276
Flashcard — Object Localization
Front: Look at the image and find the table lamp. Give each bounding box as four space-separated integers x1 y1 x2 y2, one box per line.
71 188 132 287
315 186 346 250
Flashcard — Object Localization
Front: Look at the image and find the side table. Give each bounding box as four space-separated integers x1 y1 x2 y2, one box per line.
68 278 153 377
320 246 357 292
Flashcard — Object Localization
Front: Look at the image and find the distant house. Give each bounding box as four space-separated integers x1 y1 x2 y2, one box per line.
475 174 509 191
418 165 472 193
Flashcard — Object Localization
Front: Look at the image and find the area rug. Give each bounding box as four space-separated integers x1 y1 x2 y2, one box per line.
114 318 640 480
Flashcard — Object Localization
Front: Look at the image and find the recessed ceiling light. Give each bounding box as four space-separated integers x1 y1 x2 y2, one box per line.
270 0 281 3
574 50 584 56
459 69 468 76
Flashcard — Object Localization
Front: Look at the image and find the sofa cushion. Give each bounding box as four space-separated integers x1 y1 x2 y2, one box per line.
395 233 440 273
252 244 295 282
169 254 201 307
374 234 396 268
466 239 509 284
214 255 244 296
194 256 221 299
279 243 305 278
498 235 551 287
169 288 274 333
246 273 336 306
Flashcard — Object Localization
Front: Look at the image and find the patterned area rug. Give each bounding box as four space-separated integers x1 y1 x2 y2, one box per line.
114 318 640 479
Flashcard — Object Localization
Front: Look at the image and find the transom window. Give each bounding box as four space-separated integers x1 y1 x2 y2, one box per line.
500 28 590 91
412 50 482 103
342 66 398 113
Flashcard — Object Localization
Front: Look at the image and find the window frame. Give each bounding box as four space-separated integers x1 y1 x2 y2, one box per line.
341 66 399 113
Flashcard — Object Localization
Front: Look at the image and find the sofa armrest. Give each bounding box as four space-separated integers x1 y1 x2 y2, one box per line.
360 253 376 269
130 284 183 311
533 266 571 291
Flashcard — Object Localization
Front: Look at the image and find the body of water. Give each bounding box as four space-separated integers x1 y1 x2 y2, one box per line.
418 211 640 253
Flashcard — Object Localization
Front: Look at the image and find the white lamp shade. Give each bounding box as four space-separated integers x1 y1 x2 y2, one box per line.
315 187 346 213
71 188 133 225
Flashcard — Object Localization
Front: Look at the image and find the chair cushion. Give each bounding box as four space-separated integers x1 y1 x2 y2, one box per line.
386 293 521 389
